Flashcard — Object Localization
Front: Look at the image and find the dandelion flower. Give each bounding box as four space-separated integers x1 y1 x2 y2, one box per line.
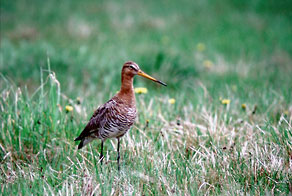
65 105 74 112
168 98 176 104
134 87 148 94
203 60 213 69
241 103 246 110
221 99 230 105
196 43 206 52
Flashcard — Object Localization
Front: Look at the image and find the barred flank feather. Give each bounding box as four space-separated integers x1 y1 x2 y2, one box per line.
74 95 136 147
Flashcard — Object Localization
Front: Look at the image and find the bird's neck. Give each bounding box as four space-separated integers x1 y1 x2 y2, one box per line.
118 74 135 105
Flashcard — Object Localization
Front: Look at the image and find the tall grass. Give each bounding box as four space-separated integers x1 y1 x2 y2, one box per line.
1 67 291 194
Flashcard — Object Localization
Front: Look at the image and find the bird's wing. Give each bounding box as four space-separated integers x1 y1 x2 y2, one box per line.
74 98 116 141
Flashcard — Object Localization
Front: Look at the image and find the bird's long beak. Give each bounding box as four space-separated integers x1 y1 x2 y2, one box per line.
137 70 167 86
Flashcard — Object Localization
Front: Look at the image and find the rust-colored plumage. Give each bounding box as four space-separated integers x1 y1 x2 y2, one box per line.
75 61 166 169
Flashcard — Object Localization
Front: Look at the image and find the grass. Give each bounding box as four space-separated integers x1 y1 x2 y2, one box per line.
1 0 292 195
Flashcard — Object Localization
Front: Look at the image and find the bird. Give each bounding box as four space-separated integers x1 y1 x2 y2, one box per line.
74 61 167 170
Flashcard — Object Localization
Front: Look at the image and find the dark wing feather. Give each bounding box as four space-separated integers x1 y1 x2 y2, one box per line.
74 99 115 141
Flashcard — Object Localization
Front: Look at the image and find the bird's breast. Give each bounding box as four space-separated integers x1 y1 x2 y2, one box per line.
99 100 136 139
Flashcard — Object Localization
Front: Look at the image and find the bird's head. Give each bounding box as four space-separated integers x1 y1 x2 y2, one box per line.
122 61 167 86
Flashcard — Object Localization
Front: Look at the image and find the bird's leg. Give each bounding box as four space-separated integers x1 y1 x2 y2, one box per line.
100 141 104 164
117 138 120 171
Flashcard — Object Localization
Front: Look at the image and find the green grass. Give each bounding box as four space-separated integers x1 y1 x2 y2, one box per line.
1 0 292 195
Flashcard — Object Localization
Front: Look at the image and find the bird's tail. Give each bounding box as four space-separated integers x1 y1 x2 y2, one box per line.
75 137 94 149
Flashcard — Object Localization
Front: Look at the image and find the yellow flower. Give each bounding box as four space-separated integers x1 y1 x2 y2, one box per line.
65 105 74 112
241 103 246 110
196 43 206 52
203 60 213 69
134 87 148 94
284 110 289 115
221 99 230 105
168 98 176 104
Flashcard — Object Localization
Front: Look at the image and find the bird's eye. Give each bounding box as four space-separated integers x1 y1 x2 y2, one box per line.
130 65 136 70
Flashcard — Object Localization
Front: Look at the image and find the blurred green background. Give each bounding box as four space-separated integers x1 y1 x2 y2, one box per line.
1 0 291 101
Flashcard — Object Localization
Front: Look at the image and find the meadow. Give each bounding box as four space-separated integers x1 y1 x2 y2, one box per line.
1 0 292 195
